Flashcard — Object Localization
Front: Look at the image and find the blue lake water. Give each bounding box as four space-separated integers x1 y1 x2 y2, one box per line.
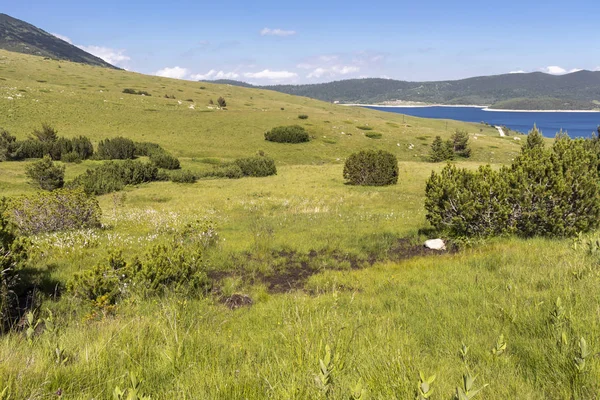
363 106 600 138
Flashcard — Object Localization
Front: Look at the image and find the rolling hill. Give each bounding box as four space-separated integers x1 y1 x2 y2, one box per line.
0 13 117 69
211 71 600 110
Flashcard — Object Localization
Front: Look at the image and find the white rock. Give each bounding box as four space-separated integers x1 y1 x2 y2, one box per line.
424 238 446 251
514 137 521 141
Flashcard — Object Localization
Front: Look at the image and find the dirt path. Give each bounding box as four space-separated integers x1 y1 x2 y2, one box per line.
495 126 506 137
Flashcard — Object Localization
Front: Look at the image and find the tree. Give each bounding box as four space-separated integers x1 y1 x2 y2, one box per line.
451 130 471 158
523 124 544 151
0 129 16 161
343 150 398 186
430 136 454 162
31 123 58 143
25 155 65 191
217 97 227 107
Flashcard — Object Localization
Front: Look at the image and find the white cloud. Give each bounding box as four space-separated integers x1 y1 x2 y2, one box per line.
51 33 72 44
595 67 600 71
307 65 360 79
260 28 296 37
541 66 582 75
155 66 189 79
78 45 131 68
190 70 240 80
509 70 525 74
243 69 298 80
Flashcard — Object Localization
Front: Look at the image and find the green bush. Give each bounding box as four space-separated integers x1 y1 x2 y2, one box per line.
134 142 163 157
0 129 16 161
68 240 212 302
451 130 471 158
234 156 277 177
425 133 600 237
25 156 65 191
365 132 382 139
122 88 151 96
298 114 309 119
97 137 136 160
170 170 197 183
430 136 454 162
264 125 310 143
61 151 82 163
71 160 159 195
217 97 227 107
0 198 28 328
10 188 102 234
31 123 58 142
356 125 373 131
198 164 244 179
8 135 93 161
343 150 398 186
150 152 181 170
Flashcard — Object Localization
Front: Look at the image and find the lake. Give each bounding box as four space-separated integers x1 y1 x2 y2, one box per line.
362 106 600 138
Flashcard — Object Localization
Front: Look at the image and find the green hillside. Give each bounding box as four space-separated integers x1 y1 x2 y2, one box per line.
0 49 519 169
3 50 600 399
0 13 117 69
213 71 600 110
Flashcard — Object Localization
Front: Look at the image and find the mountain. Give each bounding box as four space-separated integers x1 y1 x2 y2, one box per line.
0 13 117 69
211 71 600 110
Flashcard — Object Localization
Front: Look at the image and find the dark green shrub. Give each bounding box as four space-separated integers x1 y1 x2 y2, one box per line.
298 114 309 119
523 125 545 151
11 139 47 159
134 141 163 157
264 125 310 143
343 150 398 186
170 170 197 183
365 132 382 139
61 151 82 163
234 156 277 177
0 129 16 161
217 97 227 107
71 136 94 159
430 136 454 162
150 152 180 170
97 137 136 160
31 123 58 142
425 133 600 238
67 252 125 304
425 165 513 237
451 130 471 158
71 160 159 195
25 156 65 191
10 188 102 234
122 88 151 96
0 198 28 328
356 125 373 131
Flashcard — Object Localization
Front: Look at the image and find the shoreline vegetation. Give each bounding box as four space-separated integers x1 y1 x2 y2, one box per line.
342 103 600 113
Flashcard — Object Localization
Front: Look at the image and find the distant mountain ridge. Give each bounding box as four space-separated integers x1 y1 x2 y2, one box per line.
0 13 117 69
210 71 600 110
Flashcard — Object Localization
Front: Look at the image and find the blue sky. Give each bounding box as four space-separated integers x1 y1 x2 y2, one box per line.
4 1 600 84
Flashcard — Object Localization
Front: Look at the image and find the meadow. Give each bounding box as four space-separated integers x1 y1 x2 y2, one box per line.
1 50 597 399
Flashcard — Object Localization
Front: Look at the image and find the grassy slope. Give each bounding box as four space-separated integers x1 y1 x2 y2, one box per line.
1 51 596 399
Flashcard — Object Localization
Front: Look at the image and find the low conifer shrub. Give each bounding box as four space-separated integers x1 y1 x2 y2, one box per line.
264 125 310 143
343 150 398 186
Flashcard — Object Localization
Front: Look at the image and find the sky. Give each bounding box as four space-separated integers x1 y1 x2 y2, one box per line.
4 1 600 84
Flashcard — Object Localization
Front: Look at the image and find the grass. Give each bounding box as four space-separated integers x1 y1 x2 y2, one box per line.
0 51 594 399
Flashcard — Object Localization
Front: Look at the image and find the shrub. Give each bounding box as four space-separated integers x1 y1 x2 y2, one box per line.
170 170 197 183
25 156 65 191
68 240 212 302
0 198 28 328
198 164 244 179
430 136 454 162
343 150 398 186
425 133 600 237
7 134 93 161
365 132 382 139
134 141 163 157
71 160 159 195
150 152 180 170
71 136 94 160
451 130 471 158
97 137 136 160
523 125 545 151
122 88 151 96
234 156 277 177
10 188 102 234
0 129 16 161
356 125 373 131
298 114 309 120
31 123 58 142
264 125 310 143
217 97 227 107
11 139 47 159
61 151 82 163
